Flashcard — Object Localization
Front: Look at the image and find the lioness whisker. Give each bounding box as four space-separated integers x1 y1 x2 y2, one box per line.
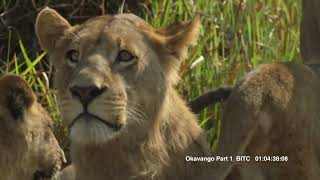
126 107 147 126
127 103 149 120
125 99 144 108
127 108 144 122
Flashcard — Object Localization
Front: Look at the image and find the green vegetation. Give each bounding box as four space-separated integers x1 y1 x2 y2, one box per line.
0 0 301 148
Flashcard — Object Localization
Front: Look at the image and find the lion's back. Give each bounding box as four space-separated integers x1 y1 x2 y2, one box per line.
221 63 320 180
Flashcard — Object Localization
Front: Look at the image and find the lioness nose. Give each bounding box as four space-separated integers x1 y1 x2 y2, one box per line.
70 86 105 105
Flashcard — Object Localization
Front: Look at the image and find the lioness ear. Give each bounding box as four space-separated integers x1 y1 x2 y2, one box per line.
162 16 200 60
35 7 71 52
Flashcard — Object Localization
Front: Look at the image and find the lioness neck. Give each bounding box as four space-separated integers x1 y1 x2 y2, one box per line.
71 88 211 180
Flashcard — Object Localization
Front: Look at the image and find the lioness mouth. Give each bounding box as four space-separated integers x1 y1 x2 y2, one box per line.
33 170 54 180
70 113 123 131
33 161 62 180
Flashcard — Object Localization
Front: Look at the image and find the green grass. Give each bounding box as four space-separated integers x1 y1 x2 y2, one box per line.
145 0 301 147
1 0 301 148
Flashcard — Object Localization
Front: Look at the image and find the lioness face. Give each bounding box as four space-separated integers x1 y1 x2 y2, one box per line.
0 75 65 180
36 8 200 145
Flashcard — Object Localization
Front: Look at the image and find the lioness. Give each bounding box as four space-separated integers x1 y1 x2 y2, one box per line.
36 8 212 180
207 0 320 179
0 75 66 180
209 62 320 180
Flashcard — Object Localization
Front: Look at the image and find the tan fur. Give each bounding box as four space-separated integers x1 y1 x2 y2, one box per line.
301 0 320 66
36 8 212 180
0 75 65 180
211 63 320 180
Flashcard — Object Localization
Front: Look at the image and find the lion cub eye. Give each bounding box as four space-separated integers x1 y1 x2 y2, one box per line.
116 50 135 63
66 49 80 67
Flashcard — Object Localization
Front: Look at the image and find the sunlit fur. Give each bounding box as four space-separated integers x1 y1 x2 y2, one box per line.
212 63 320 180
0 75 65 180
36 8 212 180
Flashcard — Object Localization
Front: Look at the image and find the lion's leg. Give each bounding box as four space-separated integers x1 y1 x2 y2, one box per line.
229 163 265 180
309 146 320 180
210 89 261 180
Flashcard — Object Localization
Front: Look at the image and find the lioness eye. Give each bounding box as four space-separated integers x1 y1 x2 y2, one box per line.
66 49 80 66
116 50 135 62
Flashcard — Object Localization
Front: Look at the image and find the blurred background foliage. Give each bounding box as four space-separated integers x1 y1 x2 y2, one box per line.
0 0 301 150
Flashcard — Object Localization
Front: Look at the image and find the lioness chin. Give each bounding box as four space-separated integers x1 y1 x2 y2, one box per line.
36 8 213 180
0 75 66 180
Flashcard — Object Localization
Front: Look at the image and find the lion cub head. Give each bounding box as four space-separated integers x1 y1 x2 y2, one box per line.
36 8 200 146
0 75 65 180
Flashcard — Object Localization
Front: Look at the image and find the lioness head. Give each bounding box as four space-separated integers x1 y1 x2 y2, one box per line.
0 75 65 180
36 8 200 145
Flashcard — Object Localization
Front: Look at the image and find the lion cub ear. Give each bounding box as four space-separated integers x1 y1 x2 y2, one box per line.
0 75 36 120
162 16 200 60
35 7 71 52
